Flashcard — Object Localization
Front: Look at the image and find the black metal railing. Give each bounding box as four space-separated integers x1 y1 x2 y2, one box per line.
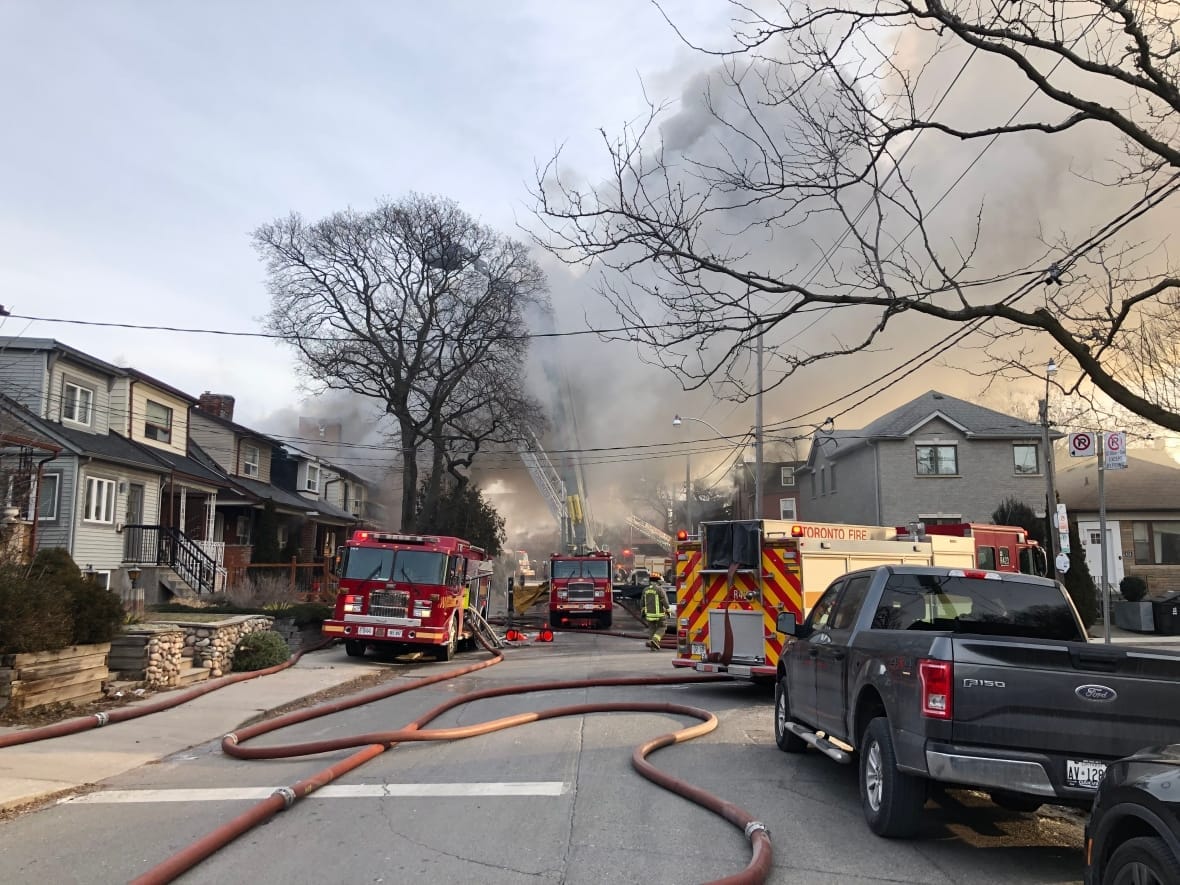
123 524 218 595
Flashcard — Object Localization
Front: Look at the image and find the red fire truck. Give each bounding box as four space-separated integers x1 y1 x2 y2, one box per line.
323 529 492 661
896 522 1048 576
549 549 613 629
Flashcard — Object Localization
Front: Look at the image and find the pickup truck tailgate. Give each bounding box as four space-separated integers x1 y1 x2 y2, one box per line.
951 638 1180 759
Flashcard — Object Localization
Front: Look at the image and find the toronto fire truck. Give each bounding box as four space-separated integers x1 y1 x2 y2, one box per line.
672 519 1046 682
323 529 493 661
549 549 613 629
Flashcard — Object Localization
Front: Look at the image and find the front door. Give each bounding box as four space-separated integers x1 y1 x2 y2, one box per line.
814 573 873 741
125 483 144 525
787 578 843 727
1080 520 1124 595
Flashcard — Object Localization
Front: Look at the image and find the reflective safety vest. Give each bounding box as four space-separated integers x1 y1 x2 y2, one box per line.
643 585 665 620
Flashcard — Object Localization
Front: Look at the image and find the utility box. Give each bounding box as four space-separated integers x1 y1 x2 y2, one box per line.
1153 594 1180 635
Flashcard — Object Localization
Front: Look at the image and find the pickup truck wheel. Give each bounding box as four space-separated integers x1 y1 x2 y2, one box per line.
773 677 807 753
1103 836 1180 885
860 716 926 838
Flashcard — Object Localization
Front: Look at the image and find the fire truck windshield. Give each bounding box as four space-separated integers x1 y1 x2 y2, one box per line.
551 559 610 580
343 548 447 584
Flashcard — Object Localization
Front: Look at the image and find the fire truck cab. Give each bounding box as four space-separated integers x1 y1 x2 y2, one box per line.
323 529 491 662
549 550 613 629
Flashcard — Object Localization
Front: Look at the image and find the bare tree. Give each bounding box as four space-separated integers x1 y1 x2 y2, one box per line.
257 194 549 529
534 0 1180 430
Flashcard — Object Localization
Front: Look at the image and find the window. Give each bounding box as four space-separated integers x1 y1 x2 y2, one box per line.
34 474 59 521
977 546 996 570
1089 531 1102 546
1013 443 1040 475
277 524 289 549
235 514 252 545
920 515 963 526
84 476 116 523
1132 521 1180 565
779 497 797 520
831 575 872 631
144 399 173 444
305 463 320 493
916 444 958 476
780 466 795 487
62 381 94 426
91 570 111 590
807 580 843 631
242 444 260 477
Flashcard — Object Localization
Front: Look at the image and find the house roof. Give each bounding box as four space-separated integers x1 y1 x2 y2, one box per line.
142 445 232 488
0 336 124 377
233 475 357 524
121 367 198 404
46 423 170 473
802 390 1053 468
1057 447 1180 512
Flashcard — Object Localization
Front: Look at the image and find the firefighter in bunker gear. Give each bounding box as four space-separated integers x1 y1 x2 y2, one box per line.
643 581 670 650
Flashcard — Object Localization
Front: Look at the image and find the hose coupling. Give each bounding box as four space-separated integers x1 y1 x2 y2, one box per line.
223 732 239 745
744 820 769 840
272 786 297 809
94 712 110 727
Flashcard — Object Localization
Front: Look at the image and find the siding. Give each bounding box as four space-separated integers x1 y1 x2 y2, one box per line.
73 463 161 571
127 385 190 457
0 351 48 413
806 444 879 524
32 457 78 553
47 358 114 434
188 416 237 474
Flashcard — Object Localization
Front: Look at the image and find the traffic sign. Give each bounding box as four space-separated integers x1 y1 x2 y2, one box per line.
1069 432 1094 457
1104 430 1127 470
1059 531 1070 555
1055 552 1071 574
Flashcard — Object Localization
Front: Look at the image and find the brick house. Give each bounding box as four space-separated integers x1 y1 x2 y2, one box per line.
731 460 807 521
798 390 1056 527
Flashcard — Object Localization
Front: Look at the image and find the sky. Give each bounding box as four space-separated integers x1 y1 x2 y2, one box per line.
1 2 1165 540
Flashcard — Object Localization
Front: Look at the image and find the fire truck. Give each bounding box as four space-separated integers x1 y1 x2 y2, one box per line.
549 549 613 629
323 529 493 661
672 519 1046 683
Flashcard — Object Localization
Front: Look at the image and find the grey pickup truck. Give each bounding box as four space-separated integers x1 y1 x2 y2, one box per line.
774 565 1180 838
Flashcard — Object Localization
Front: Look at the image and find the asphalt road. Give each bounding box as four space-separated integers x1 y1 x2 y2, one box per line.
0 632 1087 884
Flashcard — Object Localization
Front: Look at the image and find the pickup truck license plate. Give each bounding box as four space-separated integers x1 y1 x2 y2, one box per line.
691 643 706 657
1066 759 1107 789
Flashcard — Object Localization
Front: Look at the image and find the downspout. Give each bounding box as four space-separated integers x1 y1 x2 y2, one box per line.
127 377 137 436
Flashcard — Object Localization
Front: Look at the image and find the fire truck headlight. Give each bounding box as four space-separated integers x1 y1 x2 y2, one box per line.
594 589 604 598
557 590 567 599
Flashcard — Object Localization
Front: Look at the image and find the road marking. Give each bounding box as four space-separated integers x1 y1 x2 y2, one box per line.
64 782 567 804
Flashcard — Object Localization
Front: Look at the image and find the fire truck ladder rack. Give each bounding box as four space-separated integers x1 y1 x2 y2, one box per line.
517 429 570 546
465 605 505 649
626 514 675 553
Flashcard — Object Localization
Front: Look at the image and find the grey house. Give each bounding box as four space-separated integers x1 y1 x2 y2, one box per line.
798 390 1054 527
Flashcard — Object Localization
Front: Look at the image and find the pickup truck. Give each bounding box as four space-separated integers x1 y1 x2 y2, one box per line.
773 565 1180 838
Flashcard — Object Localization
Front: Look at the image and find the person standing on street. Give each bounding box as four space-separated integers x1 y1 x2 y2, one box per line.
642 579 670 651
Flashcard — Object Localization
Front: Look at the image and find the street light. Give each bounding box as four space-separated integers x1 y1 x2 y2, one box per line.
673 413 727 534
1041 358 1061 580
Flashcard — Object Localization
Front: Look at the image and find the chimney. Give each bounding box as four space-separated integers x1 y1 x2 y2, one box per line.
198 392 235 420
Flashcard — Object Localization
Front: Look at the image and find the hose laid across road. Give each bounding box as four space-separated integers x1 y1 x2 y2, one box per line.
6 627 773 885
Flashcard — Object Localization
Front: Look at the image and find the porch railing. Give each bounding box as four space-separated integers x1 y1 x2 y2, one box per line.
122 524 219 595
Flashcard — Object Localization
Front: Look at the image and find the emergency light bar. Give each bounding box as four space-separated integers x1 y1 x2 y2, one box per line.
352 530 439 545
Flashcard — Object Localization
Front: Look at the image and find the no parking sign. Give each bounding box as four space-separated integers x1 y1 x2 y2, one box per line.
1105 431 1127 469
1069 432 1094 457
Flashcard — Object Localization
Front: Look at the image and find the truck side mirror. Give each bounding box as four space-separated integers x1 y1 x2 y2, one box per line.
776 611 798 636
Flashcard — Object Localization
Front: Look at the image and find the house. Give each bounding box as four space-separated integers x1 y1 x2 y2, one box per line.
732 459 807 521
0 337 173 592
269 442 358 559
1056 444 1180 596
798 390 1055 527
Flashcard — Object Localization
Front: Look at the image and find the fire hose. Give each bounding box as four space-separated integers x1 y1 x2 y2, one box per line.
5 630 774 884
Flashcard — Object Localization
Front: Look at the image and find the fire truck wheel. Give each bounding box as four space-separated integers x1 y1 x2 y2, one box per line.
774 677 808 753
549 613 562 630
344 640 366 658
436 614 458 662
859 716 926 838
599 613 612 630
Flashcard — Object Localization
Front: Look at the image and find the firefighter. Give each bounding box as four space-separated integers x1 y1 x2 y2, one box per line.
642 578 670 651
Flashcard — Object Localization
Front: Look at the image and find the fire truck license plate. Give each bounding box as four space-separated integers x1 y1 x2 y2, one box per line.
692 643 706 657
1066 760 1107 789
357 627 374 636
388 629 403 638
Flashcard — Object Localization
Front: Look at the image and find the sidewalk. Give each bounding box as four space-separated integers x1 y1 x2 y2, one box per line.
0 648 384 813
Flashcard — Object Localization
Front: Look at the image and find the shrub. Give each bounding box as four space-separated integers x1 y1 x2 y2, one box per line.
1120 575 1149 603
0 564 72 653
70 579 127 645
231 630 290 672
288 602 332 627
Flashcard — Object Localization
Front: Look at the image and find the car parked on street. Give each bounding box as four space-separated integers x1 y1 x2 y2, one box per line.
1085 744 1180 884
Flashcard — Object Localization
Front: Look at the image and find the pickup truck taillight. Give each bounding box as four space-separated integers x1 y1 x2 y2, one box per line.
919 659 953 719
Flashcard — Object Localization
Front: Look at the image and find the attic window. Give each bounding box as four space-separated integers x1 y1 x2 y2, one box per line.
144 399 173 444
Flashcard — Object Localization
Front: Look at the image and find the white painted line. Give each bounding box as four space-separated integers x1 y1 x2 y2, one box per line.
64 782 567 804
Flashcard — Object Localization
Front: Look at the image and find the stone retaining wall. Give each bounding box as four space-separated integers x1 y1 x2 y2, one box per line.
181 616 272 677
110 626 186 687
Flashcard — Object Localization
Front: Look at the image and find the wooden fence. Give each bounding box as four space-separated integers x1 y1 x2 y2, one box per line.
227 559 338 602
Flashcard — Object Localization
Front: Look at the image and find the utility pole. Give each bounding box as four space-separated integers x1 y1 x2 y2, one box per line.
755 333 764 519
1041 358 1060 580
